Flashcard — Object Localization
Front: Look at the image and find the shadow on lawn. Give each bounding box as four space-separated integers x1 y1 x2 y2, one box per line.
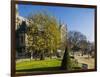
16 67 61 72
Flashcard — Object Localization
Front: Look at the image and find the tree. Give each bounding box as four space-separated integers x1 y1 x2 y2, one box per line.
79 40 88 56
27 11 61 60
61 46 71 70
26 21 39 60
68 31 87 56
86 41 95 58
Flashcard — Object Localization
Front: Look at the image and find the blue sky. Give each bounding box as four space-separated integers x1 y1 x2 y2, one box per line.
17 4 95 42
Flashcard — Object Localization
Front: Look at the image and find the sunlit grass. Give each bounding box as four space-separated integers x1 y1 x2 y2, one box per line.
16 58 82 74
16 59 61 71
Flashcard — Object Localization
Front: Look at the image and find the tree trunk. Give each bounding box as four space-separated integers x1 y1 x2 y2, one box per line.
31 51 33 60
81 51 84 56
40 50 45 60
50 51 52 59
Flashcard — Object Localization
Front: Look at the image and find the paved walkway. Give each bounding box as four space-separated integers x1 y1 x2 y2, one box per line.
75 55 95 69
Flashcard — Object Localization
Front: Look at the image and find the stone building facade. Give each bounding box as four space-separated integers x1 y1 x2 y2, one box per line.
16 5 30 59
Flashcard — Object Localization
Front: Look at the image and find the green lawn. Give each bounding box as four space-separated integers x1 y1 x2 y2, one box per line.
16 58 61 73
16 58 81 74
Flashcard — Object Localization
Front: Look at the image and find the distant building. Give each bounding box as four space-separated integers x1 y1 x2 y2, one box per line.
16 5 30 59
59 22 68 50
